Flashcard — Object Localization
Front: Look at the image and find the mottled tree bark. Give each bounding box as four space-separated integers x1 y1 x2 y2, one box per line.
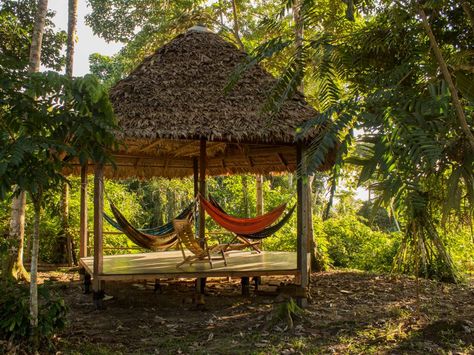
4 192 29 281
30 196 42 347
28 0 49 345
66 0 78 77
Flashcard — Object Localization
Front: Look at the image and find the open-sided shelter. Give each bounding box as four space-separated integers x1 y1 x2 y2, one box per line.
76 26 334 307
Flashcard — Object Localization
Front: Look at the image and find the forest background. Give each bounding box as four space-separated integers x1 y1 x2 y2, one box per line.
1 0 473 286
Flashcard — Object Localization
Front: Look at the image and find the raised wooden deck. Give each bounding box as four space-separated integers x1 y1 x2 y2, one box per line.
80 250 298 281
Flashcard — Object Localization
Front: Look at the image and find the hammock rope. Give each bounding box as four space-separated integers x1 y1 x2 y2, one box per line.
199 195 286 235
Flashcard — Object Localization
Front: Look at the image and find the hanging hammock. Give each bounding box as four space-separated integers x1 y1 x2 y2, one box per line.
104 203 194 236
107 202 193 251
208 195 296 239
199 195 286 235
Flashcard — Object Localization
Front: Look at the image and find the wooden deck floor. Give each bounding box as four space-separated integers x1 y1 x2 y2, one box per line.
80 250 298 281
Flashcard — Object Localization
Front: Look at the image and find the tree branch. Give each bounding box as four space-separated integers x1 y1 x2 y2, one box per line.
419 8 474 151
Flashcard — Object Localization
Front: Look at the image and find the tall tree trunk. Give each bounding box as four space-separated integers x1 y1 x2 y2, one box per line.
28 0 49 343
5 0 49 280
30 195 42 349
419 8 474 152
59 0 78 266
293 0 319 271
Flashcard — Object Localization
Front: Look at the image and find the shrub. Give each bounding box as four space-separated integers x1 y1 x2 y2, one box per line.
0 281 67 346
314 216 400 272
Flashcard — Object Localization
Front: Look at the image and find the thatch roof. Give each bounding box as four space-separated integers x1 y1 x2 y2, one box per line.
67 27 336 179
109 27 320 144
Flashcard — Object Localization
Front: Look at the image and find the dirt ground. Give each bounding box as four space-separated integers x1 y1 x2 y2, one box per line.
34 270 474 354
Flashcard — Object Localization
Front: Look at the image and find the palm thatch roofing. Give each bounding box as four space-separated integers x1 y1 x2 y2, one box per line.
75 27 334 178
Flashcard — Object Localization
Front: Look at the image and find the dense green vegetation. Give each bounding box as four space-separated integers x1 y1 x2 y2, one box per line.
0 0 473 351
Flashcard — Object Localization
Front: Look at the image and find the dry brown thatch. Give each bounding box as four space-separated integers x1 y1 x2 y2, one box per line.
110 28 320 145
67 28 335 179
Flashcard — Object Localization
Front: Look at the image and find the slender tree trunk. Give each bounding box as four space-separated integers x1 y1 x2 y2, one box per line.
419 8 474 152
230 0 245 51
4 192 29 281
30 194 42 348
59 0 78 266
5 0 49 280
256 175 264 215
242 176 249 217
66 0 78 77
60 184 74 265
28 0 49 343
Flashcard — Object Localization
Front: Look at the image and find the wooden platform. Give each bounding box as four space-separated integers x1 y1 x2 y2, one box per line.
80 250 298 281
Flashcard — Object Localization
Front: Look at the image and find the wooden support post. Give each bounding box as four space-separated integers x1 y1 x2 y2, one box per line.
83 272 91 294
197 139 207 294
296 143 309 308
93 163 105 309
79 164 88 259
255 175 264 284
241 276 250 297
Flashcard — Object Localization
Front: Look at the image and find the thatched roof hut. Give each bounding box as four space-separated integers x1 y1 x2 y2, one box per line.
102 26 332 178
79 27 325 305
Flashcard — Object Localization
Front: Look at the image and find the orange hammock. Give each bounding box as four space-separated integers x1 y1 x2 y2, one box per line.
199 196 286 235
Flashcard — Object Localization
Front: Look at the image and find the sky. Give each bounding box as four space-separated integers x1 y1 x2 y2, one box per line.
47 0 123 76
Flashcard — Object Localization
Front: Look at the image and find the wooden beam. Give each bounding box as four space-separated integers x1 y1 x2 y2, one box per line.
139 139 162 152
277 153 288 167
173 141 200 157
93 163 104 290
79 164 88 258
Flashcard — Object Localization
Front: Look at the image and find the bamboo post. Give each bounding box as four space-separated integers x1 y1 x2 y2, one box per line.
296 143 309 308
79 164 88 258
93 163 105 308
